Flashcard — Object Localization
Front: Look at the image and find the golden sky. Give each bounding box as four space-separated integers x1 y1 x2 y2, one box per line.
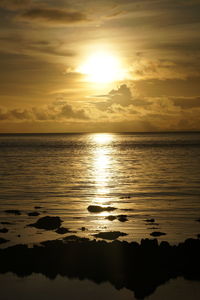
0 0 200 132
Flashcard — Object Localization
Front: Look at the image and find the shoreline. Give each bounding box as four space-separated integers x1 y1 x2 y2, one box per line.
0 236 200 299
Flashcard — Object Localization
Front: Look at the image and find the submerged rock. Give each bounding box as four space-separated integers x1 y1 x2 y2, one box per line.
120 195 131 199
145 218 155 223
148 227 160 230
88 205 116 213
150 231 166 237
105 214 128 222
28 216 62 230
121 208 134 212
4 210 21 215
93 231 128 240
34 206 42 209
63 235 89 242
55 227 70 234
105 215 117 221
117 215 128 222
1 222 13 225
0 228 8 233
0 237 9 244
28 212 40 217
80 227 87 231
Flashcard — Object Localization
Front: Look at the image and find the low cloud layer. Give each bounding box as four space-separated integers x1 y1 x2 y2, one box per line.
0 101 89 122
1 85 200 131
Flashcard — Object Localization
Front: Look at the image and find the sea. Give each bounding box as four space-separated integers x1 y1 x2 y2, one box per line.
0 132 200 246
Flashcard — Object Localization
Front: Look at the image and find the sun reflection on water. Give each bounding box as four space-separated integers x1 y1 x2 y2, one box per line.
92 133 113 144
91 134 115 206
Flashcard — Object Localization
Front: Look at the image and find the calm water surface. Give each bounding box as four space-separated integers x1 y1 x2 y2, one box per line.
0 132 200 245
1 273 200 300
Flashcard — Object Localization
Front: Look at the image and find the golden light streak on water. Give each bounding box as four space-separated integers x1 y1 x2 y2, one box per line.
92 134 113 205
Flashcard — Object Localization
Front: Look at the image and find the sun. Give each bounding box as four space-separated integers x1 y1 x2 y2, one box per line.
78 52 126 83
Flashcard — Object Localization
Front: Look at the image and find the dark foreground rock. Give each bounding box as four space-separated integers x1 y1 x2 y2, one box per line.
0 238 200 299
4 210 21 215
88 205 116 213
28 216 62 230
93 231 128 240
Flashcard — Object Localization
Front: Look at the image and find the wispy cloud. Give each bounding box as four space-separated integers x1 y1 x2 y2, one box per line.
0 0 31 10
20 6 89 26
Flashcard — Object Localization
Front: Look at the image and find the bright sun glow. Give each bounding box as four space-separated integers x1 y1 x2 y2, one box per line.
78 52 126 83
92 133 113 144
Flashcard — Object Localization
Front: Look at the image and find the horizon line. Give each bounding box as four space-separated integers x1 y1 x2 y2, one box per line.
0 130 200 135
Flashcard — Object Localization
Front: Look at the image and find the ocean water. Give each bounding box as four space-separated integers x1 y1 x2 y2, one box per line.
0 132 200 245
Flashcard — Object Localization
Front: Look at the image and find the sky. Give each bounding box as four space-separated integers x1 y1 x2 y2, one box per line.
0 0 200 133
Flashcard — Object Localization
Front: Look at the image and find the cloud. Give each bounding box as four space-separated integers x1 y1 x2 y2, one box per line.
58 103 89 120
0 0 30 10
0 108 32 121
0 36 75 58
131 55 200 81
0 101 89 122
94 84 150 111
20 6 89 25
171 97 200 109
90 85 200 131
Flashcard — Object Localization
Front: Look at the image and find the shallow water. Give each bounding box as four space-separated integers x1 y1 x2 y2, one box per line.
0 273 200 300
0 132 200 245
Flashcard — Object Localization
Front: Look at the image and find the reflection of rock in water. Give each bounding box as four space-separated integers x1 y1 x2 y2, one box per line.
0 238 200 299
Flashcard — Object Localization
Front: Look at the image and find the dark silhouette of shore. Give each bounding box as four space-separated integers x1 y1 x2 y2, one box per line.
0 237 200 299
